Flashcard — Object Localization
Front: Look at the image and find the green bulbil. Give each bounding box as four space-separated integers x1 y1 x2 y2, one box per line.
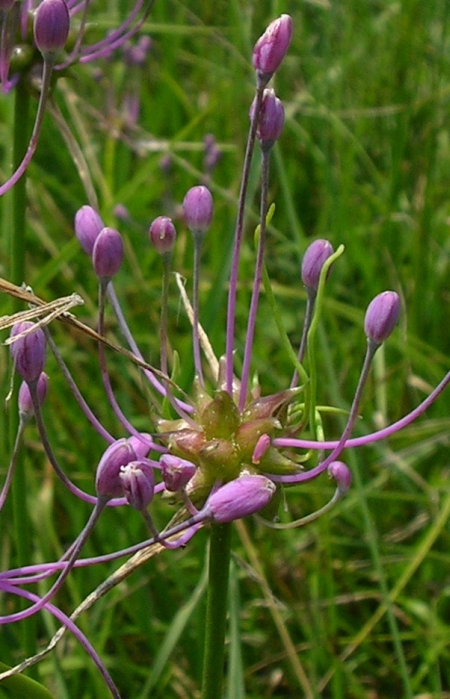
201 391 240 440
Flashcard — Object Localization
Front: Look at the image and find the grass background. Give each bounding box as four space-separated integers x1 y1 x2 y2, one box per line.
1 0 450 697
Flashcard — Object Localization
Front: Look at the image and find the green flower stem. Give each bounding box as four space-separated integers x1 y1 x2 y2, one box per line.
201 523 232 699
306 244 345 439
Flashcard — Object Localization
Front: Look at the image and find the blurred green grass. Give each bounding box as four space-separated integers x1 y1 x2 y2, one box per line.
1 0 450 697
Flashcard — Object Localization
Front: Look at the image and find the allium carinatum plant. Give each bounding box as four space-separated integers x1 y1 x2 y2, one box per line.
1 7 450 699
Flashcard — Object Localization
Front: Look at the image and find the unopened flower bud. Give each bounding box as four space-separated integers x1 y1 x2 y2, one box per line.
10 322 46 383
92 226 124 280
95 438 137 499
18 372 49 418
74 205 104 255
120 460 154 510
364 291 400 345
328 460 352 494
252 434 271 464
182 185 213 235
207 475 276 523
301 239 334 292
149 216 176 255
160 454 196 492
252 14 293 85
34 0 70 57
250 89 284 147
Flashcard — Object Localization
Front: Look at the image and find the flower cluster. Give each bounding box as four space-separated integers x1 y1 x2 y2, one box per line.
1 12 449 699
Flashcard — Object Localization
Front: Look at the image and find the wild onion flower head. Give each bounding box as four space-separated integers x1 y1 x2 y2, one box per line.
1 13 449 697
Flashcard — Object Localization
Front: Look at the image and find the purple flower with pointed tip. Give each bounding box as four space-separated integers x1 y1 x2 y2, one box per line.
120 460 154 511
207 475 276 523
74 205 104 255
149 216 177 255
18 372 49 418
160 454 196 492
328 461 352 494
301 239 334 292
10 322 46 383
95 439 138 499
92 227 124 280
34 0 70 57
252 14 293 84
182 186 214 235
250 89 285 146
364 291 400 345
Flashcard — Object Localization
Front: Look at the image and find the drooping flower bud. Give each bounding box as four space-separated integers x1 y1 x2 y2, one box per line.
34 0 70 57
92 226 124 280
252 14 293 85
182 185 213 235
160 454 196 492
301 239 334 292
120 460 154 510
328 460 352 494
18 372 49 418
250 89 285 148
149 216 177 256
207 474 276 523
95 438 137 499
364 291 400 345
10 322 46 383
74 205 104 255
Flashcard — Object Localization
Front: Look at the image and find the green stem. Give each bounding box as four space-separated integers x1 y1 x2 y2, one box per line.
201 523 232 699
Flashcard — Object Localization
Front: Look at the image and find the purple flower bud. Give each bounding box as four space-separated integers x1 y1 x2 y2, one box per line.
252 434 271 464
301 239 334 292
92 227 124 280
95 438 138 499
182 186 213 235
252 14 293 84
364 291 400 345
18 372 49 417
207 475 276 523
250 89 285 146
149 216 177 255
328 460 352 494
34 0 70 57
160 454 196 492
74 205 104 255
120 460 154 510
10 322 46 383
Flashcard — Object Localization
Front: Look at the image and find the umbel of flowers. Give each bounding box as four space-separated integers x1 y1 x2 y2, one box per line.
1 13 450 699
